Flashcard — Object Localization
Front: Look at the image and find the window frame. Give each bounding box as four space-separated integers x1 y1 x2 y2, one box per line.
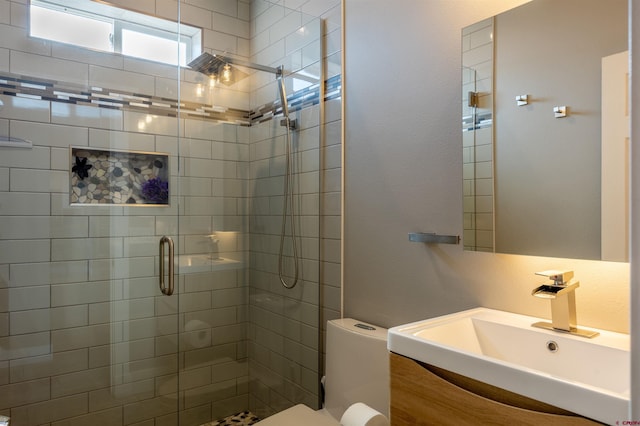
29 0 202 67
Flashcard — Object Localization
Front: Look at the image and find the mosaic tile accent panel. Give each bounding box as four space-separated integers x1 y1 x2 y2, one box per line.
70 147 169 206
201 411 260 426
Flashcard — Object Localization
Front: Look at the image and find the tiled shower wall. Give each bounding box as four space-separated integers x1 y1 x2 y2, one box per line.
462 18 494 252
0 0 343 424
0 1 254 425
245 0 342 418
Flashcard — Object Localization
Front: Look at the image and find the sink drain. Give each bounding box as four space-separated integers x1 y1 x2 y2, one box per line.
546 340 559 352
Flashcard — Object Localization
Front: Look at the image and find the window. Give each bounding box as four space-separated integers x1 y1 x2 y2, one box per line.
29 0 201 67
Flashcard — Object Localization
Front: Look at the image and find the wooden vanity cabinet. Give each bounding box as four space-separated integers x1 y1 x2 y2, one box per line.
389 352 603 425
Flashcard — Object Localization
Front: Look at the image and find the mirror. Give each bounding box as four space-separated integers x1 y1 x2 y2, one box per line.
462 0 628 261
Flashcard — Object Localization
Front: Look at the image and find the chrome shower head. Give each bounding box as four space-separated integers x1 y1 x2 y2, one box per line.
187 52 228 76
188 52 281 85
187 52 249 86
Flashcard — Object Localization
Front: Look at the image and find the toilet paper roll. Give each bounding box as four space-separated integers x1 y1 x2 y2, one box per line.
340 403 389 426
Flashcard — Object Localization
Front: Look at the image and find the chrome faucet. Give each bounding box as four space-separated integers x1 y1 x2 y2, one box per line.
531 270 599 338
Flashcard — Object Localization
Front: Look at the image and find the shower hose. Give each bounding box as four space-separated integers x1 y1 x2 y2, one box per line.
278 115 299 289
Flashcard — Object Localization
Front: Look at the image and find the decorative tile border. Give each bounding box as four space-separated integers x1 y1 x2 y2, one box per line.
0 72 341 126
70 147 169 206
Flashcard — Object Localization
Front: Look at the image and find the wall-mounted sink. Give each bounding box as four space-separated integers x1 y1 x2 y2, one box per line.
388 308 629 425
175 254 242 274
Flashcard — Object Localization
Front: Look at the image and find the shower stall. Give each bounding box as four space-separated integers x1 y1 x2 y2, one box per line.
0 0 326 424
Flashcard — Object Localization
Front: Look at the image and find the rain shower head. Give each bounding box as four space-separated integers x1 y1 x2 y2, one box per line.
188 52 228 77
188 52 281 86
188 52 294 128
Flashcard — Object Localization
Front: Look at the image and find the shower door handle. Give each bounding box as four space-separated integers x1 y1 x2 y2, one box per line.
159 236 175 296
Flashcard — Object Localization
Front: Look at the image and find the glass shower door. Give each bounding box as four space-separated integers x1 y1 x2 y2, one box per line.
0 1 185 424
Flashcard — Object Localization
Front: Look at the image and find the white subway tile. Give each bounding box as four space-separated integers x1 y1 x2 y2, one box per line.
179 292 212 313
0 331 50 361
0 168 7 191
197 0 238 17
183 378 236 410
179 365 211 390
88 379 155 412
0 216 48 239
0 3 9 25
93 298 155 323
51 280 122 307
89 65 155 95
122 277 157 299
51 147 70 170
50 216 89 238
0 313 7 336
51 305 88 330
213 13 250 38
10 261 88 287
0 377 50 408
12 50 89 86
10 308 50 334
88 256 155 280
52 102 123 130
51 324 110 352
51 193 124 217
6 286 50 311
166 2 212 30
89 129 155 152
0 239 49 263
179 177 213 197
51 365 111 398
124 315 177 341
0 94 50 122
89 216 156 237
10 168 68 192
255 4 285 35
122 393 177 424
203 29 238 54
185 120 237 143
0 145 49 169
121 353 177 384
52 42 125 69
0 265 6 288
179 215 214 235
10 393 88 425
52 237 123 261
0 192 50 215
122 235 158 257
212 288 246 308
9 348 88 382
0 22 51 56
51 406 123 426
123 55 176 79
123 111 181 137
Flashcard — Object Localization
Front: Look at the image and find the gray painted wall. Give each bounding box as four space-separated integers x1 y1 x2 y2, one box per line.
494 0 627 259
343 0 630 334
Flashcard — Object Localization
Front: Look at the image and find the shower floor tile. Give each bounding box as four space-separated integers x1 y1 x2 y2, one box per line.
201 411 260 426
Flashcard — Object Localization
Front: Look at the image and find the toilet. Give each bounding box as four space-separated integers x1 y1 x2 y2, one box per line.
255 318 389 426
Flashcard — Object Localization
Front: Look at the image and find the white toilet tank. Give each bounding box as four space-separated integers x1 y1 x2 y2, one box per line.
324 318 389 420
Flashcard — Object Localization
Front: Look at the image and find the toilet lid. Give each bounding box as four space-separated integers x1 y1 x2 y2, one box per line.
253 404 338 426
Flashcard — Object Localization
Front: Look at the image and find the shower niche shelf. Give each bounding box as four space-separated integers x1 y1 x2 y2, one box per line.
70 147 169 206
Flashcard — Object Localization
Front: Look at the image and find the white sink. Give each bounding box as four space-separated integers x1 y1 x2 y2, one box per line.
175 254 242 274
388 308 629 425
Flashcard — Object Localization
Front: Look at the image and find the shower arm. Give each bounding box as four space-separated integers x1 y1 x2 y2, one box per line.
219 56 281 76
220 56 290 122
